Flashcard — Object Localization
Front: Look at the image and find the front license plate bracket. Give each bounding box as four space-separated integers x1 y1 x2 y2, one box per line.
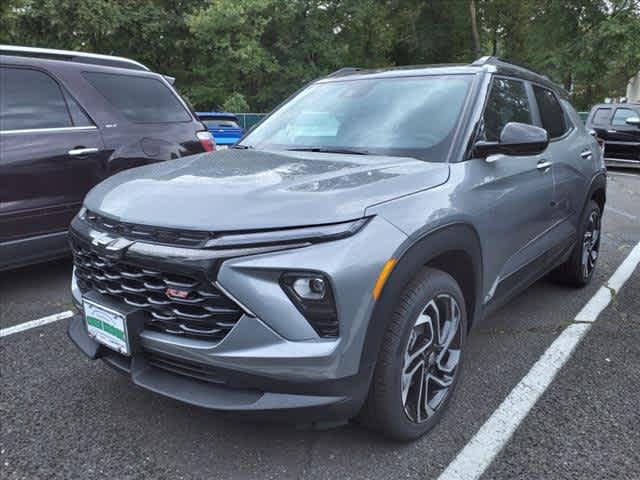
82 291 146 356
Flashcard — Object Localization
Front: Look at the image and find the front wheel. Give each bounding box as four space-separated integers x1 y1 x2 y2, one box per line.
359 268 467 441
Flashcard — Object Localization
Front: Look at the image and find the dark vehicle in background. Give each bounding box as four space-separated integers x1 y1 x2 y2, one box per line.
196 112 244 149
0 45 215 271
586 103 640 168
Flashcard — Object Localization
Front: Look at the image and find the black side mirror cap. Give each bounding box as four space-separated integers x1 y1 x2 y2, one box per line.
473 122 550 158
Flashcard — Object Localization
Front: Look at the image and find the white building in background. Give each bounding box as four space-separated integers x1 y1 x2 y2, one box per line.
628 71 640 103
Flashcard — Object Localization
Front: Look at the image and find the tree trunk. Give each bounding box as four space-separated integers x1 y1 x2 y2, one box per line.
492 26 497 55
470 0 481 57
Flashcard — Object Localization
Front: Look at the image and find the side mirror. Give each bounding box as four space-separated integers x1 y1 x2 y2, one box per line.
625 116 640 127
473 122 550 159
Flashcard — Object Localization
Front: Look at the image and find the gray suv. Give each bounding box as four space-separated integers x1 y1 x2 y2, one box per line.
68 57 606 440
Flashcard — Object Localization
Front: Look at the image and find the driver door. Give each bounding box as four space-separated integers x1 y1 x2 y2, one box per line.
471 77 555 306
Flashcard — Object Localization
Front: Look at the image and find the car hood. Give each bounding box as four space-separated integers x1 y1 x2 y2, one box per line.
85 149 449 231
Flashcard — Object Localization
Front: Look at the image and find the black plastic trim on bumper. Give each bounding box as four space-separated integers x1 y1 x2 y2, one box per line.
68 314 355 419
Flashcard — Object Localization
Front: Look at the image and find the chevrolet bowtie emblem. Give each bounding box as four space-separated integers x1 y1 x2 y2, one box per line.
91 233 134 255
91 232 114 247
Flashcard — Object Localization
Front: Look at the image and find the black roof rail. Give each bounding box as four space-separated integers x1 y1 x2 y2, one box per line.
471 56 494 66
327 67 366 78
472 55 571 96
473 56 549 78
0 45 150 72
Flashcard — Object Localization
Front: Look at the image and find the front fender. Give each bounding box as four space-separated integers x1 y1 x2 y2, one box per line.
357 222 483 383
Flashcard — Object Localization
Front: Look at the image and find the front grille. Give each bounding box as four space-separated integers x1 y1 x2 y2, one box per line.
85 211 211 247
72 243 243 341
145 352 225 385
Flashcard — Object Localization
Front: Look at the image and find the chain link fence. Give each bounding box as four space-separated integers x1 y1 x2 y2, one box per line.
235 113 267 130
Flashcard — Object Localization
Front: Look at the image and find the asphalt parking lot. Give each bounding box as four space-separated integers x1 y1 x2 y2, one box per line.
1 170 639 480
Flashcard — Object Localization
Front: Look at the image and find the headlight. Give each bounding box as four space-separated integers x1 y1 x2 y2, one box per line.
204 217 370 249
280 272 338 338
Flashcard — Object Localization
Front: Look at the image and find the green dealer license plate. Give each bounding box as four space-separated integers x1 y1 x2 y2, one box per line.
84 300 130 356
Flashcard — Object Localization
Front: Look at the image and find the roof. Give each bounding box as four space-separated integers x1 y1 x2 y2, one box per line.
321 56 567 97
0 44 149 72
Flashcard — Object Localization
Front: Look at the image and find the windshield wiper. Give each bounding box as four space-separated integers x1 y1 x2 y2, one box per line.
231 143 253 149
285 147 370 155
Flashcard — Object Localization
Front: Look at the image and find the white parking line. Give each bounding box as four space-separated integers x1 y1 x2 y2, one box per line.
437 241 640 480
607 206 637 220
0 310 74 338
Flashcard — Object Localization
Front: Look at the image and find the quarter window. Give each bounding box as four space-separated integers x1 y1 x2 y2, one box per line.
612 108 637 126
83 72 191 123
533 85 567 138
0 67 73 131
482 78 532 142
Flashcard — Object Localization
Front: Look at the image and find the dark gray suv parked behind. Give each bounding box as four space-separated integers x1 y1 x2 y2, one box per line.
68 56 606 440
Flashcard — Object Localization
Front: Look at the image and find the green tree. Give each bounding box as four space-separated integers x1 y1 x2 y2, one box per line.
2 0 638 111
222 92 250 112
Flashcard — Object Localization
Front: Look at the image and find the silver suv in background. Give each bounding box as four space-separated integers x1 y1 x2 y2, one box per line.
68 57 606 440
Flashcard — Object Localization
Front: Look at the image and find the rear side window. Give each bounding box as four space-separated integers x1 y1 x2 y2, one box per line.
83 72 191 123
592 108 612 126
0 67 72 131
482 78 532 142
532 85 567 138
612 108 637 126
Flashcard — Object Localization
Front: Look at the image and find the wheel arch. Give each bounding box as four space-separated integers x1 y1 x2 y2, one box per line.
358 222 483 381
588 172 606 214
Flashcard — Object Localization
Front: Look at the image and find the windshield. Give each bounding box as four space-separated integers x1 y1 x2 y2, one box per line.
203 119 241 128
200 116 241 128
241 74 473 161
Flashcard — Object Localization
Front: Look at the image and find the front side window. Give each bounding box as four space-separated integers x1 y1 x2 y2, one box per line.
612 108 637 126
533 85 567 138
0 67 72 131
241 75 473 162
482 78 532 142
83 72 191 123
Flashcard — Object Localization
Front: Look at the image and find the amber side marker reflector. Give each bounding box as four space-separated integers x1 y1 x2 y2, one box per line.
373 258 397 300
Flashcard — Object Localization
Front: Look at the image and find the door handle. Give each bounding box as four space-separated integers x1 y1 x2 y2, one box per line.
68 147 99 156
536 160 552 170
580 149 593 159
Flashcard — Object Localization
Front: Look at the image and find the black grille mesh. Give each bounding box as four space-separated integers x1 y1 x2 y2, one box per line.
72 242 242 340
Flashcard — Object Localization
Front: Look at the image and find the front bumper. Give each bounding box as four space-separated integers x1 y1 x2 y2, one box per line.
68 214 407 418
68 313 352 419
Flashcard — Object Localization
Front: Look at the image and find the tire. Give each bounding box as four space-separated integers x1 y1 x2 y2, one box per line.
552 200 602 287
358 267 467 441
